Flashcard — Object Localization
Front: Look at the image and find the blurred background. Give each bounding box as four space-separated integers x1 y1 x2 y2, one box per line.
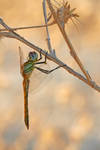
0 0 100 150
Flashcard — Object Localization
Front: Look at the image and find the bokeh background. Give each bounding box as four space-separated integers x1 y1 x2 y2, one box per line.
0 0 100 150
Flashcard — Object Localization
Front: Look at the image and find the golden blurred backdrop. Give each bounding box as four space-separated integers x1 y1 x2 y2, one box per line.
0 0 100 150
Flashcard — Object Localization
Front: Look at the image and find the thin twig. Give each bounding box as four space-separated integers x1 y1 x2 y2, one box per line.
0 22 55 31
43 0 53 54
0 18 100 93
46 0 91 82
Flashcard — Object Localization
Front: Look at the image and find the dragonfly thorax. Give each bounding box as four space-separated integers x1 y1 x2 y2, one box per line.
23 60 34 78
28 51 38 62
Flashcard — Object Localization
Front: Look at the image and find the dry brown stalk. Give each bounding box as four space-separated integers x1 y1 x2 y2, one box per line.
0 22 55 31
43 0 53 54
46 0 91 82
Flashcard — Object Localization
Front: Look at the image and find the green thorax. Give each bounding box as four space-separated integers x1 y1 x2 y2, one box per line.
23 60 35 75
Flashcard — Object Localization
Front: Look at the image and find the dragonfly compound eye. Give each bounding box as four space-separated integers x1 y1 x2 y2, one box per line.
29 51 38 61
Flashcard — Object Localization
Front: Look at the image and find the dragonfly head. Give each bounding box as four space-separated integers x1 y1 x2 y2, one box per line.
28 51 38 62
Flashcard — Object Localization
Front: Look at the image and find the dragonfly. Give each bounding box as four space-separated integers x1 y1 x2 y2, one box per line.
19 47 64 129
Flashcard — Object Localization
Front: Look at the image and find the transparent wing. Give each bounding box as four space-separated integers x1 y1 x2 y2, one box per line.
29 62 53 95
19 46 24 75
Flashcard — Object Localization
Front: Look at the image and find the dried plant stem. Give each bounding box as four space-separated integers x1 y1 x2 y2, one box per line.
46 0 91 82
43 0 54 54
0 22 55 31
0 18 100 93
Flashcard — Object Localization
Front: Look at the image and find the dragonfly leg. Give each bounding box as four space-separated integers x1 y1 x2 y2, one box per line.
37 50 42 61
35 64 66 74
34 51 48 65
44 51 48 64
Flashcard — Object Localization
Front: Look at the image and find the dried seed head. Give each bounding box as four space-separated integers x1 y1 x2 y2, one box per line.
51 0 79 28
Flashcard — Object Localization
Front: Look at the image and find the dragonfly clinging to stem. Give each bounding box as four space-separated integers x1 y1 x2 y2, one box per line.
19 47 64 129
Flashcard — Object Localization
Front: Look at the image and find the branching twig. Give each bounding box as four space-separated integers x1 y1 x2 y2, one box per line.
0 22 55 31
0 18 100 93
46 0 91 82
43 0 53 54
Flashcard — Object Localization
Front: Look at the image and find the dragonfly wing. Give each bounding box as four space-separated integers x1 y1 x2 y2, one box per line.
19 46 24 75
29 63 53 95
23 78 30 129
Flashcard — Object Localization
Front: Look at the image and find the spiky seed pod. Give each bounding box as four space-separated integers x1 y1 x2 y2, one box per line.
51 0 79 28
